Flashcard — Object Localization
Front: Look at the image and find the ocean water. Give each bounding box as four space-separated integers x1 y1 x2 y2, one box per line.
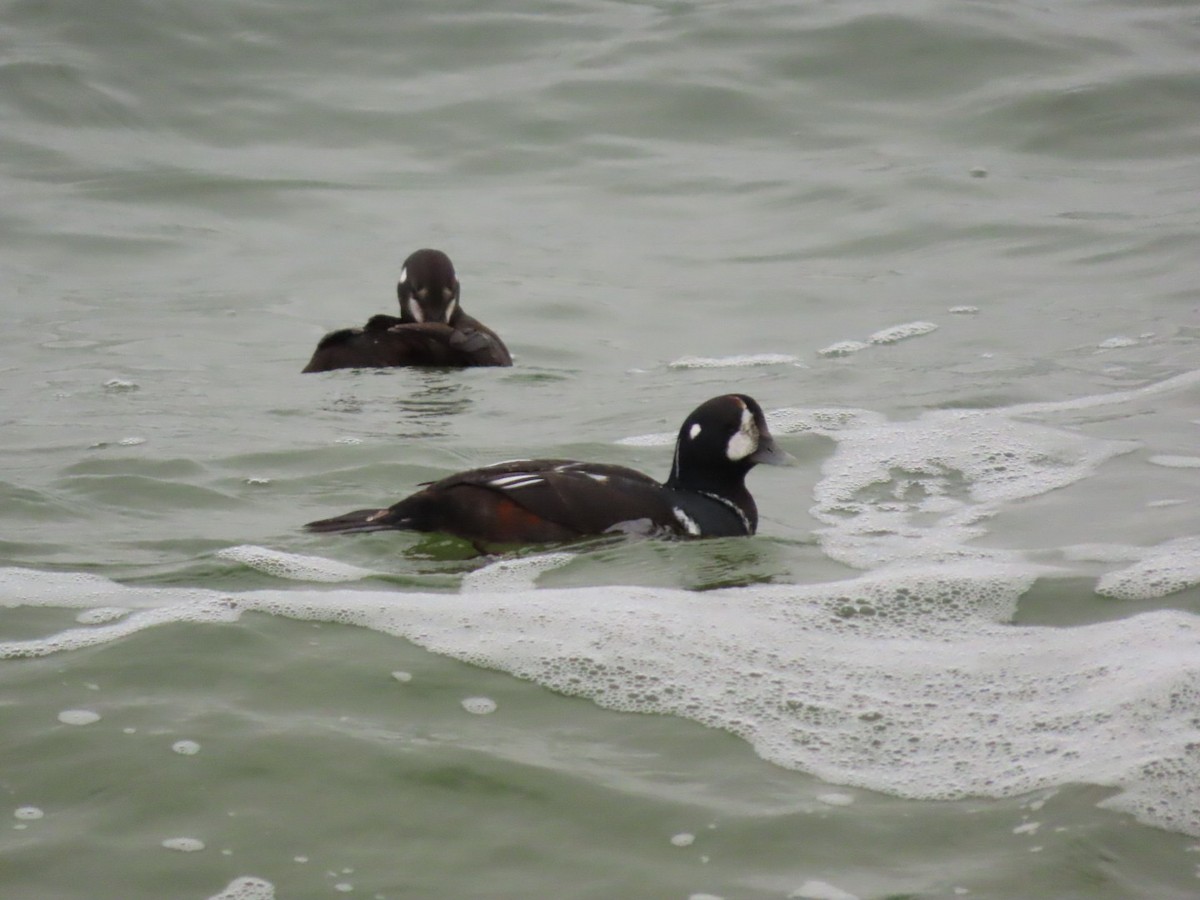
2 0 1199 897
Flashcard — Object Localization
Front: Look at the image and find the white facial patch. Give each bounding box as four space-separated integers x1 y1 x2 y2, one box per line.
689 423 702 440
672 506 702 536
407 298 425 322
725 408 759 461
443 297 457 323
398 266 407 284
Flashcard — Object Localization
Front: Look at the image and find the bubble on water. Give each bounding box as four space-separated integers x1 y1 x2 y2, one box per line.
670 832 695 847
103 379 139 392
461 697 497 715
217 546 375 583
1062 544 1141 564
867 321 938 345
669 353 800 369
173 740 201 756
117 436 146 446
816 340 869 358
206 877 275 900
14 806 44 820
5 557 1200 838
0 568 242 661
1013 821 1040 835
76 607 130 625
163 837 205 852
461 553 574 593
391 671 413 683
949 306 980 315
1096 536 1200 601
58 709 100 726
806 405 1134 569
817 793 854 807
334 884 353 893
1098 336 1139 349
334 437 363 445
244 477 272 486
789 880 860 900
1149 455 1200 469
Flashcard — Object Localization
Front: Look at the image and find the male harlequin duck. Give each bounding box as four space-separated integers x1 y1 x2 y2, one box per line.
304 394 794 548
302 248 512 372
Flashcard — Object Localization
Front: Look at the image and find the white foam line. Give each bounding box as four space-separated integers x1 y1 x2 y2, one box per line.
217 546 378 583
0 600 240 659
2 565 1199 836
668 353 801 369
1007 368 1200 417
462 552 576 593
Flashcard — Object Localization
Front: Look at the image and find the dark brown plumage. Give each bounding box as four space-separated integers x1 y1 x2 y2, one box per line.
305 394 794 548
302 248 512 372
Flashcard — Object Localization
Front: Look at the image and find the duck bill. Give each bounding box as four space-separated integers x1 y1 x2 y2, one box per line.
749 436 796 467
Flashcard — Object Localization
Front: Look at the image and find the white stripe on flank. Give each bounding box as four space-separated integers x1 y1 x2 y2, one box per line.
673 507 702 536
489 474 543 489
698 491 751 534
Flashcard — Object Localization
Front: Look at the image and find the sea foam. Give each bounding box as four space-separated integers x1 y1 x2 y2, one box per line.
2 563 1198 837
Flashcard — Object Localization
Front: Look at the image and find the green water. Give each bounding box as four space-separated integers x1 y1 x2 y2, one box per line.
3 0 1199 897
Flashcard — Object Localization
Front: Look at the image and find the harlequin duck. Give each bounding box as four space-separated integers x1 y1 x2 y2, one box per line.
304 394 794 548
302 248 512 372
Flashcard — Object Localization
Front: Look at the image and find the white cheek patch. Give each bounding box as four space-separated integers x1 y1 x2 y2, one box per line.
444 297 458 323
407 299 425 322
689 423 702 440
725 408 759 461
673 506 702 536
398 267 407 284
